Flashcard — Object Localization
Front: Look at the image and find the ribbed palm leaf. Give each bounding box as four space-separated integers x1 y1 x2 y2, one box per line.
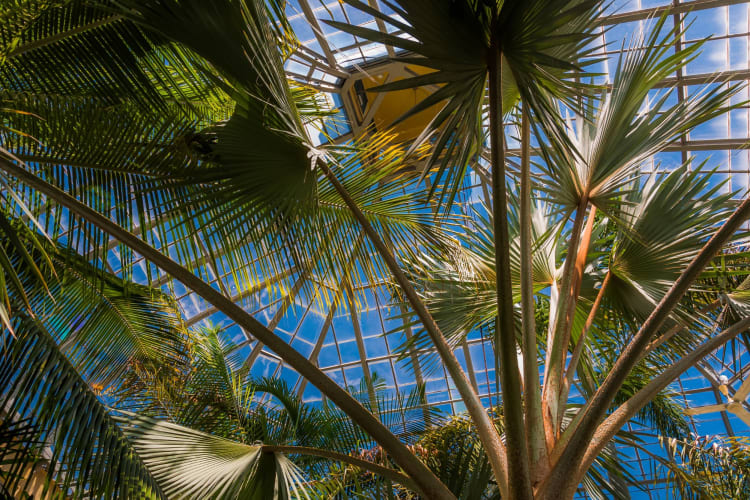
605 165 734 325
0 315 165 499
0 208 188 498
542 17 742 214
119 412 313 500
0 179 51 333
108 0 315 230
1 0 219 111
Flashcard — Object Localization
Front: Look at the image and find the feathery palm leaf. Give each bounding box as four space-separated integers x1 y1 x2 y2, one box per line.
1 0 218 112
0 315 165 499
0 208 190 499
0 199 190 390
110 0 315 213
0 180 51 333
655 435 750 499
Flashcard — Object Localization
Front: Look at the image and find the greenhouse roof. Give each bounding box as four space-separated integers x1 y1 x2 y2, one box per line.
85 1 750 497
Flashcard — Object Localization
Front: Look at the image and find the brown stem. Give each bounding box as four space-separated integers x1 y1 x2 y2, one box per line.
541 199 587 441
553 206 597 426
540 195 750 500
570 316 750 491
550 292 720 466
562 270 611 399
0 158 457 500
317 160 506 496
488 43 532 500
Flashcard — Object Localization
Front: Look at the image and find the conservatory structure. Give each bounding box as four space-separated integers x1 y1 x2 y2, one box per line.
2 0 750 499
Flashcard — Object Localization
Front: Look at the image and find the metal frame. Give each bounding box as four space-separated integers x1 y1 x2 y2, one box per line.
75 1 750 495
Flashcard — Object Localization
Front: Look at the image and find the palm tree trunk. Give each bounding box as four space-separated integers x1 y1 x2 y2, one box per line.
488 43 533 500
519 106 546 479
0 158 457 500
318 160 509 497
541 199 587 440
563 270 611 394
553 206 596 426
540 195 750 500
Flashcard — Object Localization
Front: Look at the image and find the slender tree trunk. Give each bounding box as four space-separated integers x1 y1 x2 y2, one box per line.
488 43 533 500
519 106 547 481
548 267 609 461
552 282 717 464
0 158 457 500
540 195 750 500
571 315 750 493
563 270 611 394
553 206 597 426
318 160 509 497
541 199 587 440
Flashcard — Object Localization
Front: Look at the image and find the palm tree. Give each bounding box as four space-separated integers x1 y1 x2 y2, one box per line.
2 0 750 498
327 2 750 497
114 327 436 498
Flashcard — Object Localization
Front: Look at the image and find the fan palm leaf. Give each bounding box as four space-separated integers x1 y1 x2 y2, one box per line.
397 199 558 371
603 165 735 326
542 16 743 214
118 412 314 500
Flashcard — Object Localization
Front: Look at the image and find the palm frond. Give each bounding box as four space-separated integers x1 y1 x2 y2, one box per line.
118 411 314 500
326 0 602 210
419 414 499 500
0 0 219 112
395 199 558 373
541 16 744 212
0 315 165 499
655 435 750 499
607 165 734 324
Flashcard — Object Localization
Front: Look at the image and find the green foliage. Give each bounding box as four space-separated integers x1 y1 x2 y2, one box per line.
541 16 742 213
656 436 750 499
326 0 602 209
419 415 500 499
0 316 166 499
118 412 314 500
0 194 185 498
2 0 750 497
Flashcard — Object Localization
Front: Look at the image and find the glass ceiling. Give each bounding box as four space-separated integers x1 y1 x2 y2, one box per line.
99 1 750 497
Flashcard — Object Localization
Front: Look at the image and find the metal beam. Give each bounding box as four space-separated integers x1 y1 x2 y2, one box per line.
242 276 306 371
602 0 748 25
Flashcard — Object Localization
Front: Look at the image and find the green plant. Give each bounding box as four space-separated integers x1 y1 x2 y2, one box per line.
2 1 750 498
